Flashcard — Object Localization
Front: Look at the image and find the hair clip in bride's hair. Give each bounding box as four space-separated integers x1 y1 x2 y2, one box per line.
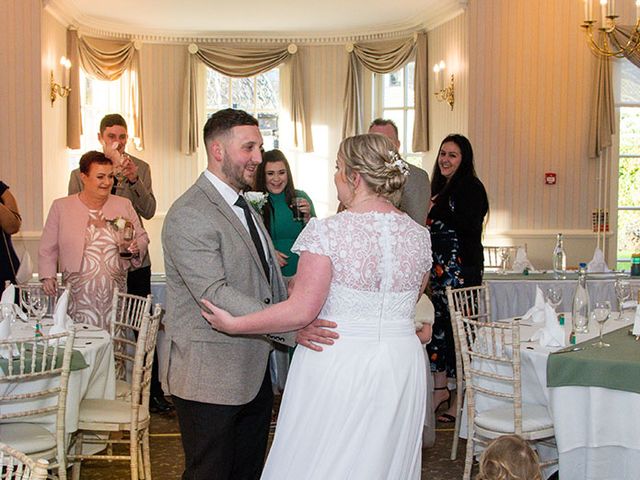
386 150 410 177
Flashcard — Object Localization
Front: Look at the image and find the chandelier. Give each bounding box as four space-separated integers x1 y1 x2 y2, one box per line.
581 0 640 57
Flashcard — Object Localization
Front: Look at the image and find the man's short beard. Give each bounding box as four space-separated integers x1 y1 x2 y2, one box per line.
222 153 252 191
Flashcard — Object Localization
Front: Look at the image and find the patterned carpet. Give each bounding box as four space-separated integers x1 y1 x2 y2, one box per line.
76 397 472 479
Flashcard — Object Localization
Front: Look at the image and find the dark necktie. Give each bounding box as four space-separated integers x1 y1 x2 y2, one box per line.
111 175 118 194
234 195 270 279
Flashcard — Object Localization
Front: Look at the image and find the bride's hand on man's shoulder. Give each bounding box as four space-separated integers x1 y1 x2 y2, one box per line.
201 298 235 333
295 318 339 352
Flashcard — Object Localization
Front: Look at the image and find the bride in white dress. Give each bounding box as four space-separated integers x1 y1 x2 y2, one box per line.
202 133 433 479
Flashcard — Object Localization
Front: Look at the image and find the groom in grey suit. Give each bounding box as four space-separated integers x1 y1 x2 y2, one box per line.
161 109 291 480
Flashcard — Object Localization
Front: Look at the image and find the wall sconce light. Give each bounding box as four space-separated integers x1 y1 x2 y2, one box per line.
433 61 454 110
50 56 72 107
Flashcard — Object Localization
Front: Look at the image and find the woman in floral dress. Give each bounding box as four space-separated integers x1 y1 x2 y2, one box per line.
427 134 488 423
39 151 149 330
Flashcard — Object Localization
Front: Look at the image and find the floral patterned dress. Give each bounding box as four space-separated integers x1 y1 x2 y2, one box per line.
64 209 127 330
426 217 463 378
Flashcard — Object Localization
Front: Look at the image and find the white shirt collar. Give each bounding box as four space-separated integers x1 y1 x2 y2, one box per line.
203 169 241 208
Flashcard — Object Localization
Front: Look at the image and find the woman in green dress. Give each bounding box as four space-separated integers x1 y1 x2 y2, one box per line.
256 149 316 278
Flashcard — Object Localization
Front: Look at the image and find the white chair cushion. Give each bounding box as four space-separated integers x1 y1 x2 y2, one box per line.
0 423 56 454
476 403 553 434
78 398 148 425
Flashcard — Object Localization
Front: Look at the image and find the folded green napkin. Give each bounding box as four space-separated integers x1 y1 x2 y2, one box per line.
0 343 88 376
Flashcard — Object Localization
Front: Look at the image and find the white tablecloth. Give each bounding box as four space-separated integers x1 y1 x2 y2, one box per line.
0 322 116 435
460 314 639 480
485 274 640 320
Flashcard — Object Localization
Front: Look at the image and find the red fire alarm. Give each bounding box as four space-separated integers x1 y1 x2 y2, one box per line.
545 172 556 185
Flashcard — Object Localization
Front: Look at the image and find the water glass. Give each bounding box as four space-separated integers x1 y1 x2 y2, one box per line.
545 287 563 315
498 248 511 275
591 300 611 348
614 278 631 318
291 197 306 222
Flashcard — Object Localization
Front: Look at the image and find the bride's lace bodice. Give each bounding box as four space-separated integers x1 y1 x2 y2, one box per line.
292 212 432 332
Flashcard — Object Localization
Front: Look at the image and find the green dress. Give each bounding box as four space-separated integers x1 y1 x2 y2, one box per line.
267 190 316 277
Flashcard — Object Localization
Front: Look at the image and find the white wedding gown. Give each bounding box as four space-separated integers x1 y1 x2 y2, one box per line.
261 211 433 480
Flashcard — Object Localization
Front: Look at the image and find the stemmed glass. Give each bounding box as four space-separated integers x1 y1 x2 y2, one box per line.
614 278 631 320
30 290 49 325
592 300 611 348
499 248 511 275
545 287 563 318
0 304 15 325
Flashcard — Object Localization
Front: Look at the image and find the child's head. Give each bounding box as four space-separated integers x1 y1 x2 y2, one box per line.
476 435 543 480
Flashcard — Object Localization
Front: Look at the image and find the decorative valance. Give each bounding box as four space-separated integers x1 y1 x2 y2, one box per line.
342 32 429 152
183 43 311 154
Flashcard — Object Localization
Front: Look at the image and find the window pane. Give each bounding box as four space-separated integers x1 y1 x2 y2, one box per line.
617 209 640 262
256 70 279 111
620 60 640 104
383 68 404 108
406 62 415 107
231 77 255 112
406 109 415 153
206 69 229 110
619 107 640 155
259 113 279 150
383 110 404 147
619 157 640 207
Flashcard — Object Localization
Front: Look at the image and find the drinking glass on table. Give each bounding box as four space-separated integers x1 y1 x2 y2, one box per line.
0 303 15 325
498 248 511 275
614 278 631 319
545 287 563 316
29 290 49 325
592 300 611 348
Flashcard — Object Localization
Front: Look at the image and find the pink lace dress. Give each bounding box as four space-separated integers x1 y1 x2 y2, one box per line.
64 209 127 330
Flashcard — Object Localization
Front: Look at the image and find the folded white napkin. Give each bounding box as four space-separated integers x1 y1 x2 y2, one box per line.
633 306 640 336
587 247 611 273
0 284 27 321
530 307 566 347
522 287 548 324
0 314 12 358
511 247 536 273
48 290 71 336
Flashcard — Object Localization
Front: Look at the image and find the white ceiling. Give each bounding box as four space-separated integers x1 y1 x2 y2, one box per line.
45 0 466 39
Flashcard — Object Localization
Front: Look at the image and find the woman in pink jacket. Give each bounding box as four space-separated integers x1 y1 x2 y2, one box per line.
39 151 149 330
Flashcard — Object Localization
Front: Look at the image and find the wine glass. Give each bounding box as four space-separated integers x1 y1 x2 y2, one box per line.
499 248 511 275
30 290 49 325
614 278 631 320
592 300 611 348
20 288 34 319
545 287 563 317
118 221 134 259
0 303 15 325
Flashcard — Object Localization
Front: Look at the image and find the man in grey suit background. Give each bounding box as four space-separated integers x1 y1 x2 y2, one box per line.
161 109 290 480
368 118 430 226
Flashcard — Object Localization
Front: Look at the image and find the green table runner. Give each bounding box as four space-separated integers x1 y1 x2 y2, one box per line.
547 326 640 394
0 344 88 375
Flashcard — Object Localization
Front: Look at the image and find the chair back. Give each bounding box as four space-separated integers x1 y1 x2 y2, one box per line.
483 245 525 270
446 283 491 322
453 312 523 434
0 329 75 477
0 443 49 480
109 288 152 384
130 305 162 418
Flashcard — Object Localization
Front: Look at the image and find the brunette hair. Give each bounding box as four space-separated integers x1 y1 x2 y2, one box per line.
338 134 406 206
79 151 113 174
476 435 543 480
431 133 478 197
255 149 298 232
203 108 259 145
99 113 127 134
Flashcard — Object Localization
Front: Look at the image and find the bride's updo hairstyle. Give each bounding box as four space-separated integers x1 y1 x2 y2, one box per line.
338 133 409 207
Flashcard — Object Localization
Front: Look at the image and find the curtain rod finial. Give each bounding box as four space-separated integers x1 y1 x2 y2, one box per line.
287 44 297 54
345 42 354 53
188 43 198 54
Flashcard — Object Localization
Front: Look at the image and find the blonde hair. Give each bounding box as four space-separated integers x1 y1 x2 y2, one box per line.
476 435 543 480
338 133 407 206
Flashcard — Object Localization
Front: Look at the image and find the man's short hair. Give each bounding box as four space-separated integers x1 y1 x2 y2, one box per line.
203 108 259 145
369 118 399 139
99 114 128 134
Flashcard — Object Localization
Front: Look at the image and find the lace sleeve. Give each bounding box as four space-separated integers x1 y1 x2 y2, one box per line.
291 218 328 257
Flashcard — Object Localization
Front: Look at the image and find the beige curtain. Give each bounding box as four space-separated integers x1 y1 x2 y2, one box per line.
183 44 311 154
342 34 429 151
66 29 81 149
588 55 615 159
67 30 145 149
412 32 429 152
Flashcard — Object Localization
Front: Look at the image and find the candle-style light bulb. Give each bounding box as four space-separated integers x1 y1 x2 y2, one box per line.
600 0 608 25
636 0 640 22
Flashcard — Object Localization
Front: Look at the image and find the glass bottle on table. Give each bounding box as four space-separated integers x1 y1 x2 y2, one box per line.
571 262 590 335
552 233 567 279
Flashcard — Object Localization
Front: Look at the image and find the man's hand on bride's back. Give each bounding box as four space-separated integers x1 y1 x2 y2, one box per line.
296 319 339 352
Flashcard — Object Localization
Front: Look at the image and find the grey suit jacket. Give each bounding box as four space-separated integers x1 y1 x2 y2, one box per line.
160 173 291 405
400 163 431 227
68 154 156 269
